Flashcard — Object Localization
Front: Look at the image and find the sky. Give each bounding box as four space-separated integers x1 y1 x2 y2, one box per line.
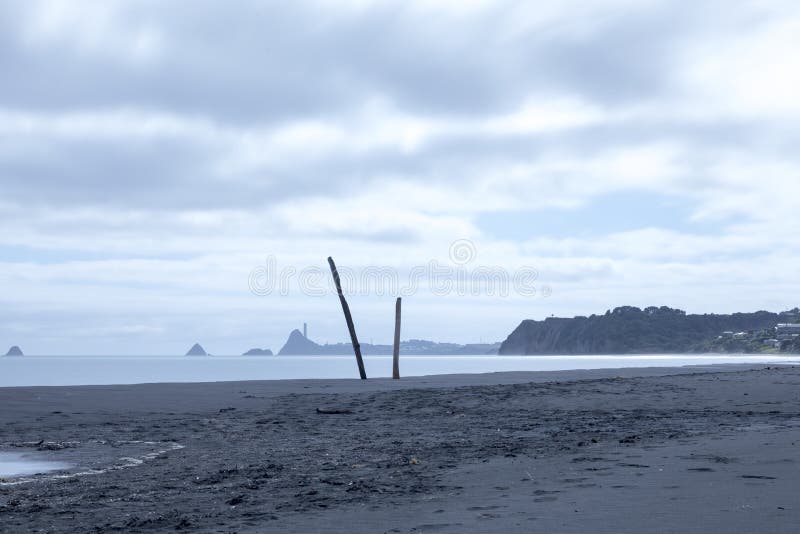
1 0 799 355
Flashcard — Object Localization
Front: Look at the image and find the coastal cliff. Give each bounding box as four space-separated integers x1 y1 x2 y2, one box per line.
499 306 791 355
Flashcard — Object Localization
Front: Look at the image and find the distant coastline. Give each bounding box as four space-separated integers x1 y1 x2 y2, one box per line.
277 328 500 356
8 307 798 359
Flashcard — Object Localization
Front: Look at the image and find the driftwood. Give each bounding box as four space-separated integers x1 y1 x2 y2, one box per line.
327 256 367 380
393 297 402 379
316 408 353 415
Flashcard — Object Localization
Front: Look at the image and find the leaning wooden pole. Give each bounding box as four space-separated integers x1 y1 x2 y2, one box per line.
392 297 402 379
328 256 367 380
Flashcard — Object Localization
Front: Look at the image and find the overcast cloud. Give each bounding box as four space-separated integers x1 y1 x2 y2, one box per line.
1 0 798 355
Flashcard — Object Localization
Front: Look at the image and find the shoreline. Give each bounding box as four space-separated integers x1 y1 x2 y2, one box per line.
0 360 793 393
1 354 797 389
1 363 798 532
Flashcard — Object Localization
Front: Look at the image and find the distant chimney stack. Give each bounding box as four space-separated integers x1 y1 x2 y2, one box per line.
303 322 307 339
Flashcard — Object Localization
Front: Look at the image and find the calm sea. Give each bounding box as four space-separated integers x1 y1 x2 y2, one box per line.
1 354 797 387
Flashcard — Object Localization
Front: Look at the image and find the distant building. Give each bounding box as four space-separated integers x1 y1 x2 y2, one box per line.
775 323 800 340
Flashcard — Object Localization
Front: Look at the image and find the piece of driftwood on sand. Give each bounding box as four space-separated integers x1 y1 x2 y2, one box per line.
393 297 401 379
327 256 367 380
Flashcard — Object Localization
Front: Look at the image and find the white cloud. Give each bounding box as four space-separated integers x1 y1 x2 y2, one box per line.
18 0 164 64
681 4 800 119
1 0 799 354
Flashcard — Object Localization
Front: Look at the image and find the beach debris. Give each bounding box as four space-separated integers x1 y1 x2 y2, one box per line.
393 297 402 379
11 440 78 451
327 256 367 379
316 408 353 415
175 517 193 530
225 495 245 506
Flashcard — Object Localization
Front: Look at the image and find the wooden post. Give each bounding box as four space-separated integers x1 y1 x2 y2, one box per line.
393 297 401 379
328 257 367 380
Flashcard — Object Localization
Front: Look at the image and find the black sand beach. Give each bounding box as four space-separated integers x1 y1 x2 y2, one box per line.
1 364 799 533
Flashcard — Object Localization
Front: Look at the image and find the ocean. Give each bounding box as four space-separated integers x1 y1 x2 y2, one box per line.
1 354 797 387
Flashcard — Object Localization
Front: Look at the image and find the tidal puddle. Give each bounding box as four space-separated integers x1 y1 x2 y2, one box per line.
0 452 71 478
0 441 184 485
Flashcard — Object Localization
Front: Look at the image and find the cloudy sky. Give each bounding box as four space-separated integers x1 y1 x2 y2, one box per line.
1 0 799 355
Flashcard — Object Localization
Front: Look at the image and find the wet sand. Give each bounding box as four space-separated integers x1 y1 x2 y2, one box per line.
1 364 798 532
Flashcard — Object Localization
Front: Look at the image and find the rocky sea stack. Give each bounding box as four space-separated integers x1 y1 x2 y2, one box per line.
278 329 321 355
5 345 24 356
186 343 208 356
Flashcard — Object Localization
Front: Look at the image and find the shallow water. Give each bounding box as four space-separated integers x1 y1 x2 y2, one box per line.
0 354 797 387
0 452 70 478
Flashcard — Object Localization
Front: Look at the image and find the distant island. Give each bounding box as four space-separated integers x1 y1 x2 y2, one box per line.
242 348 273 356
186 343 208 356
499 306 800 355
278 329 500 356
4 346 24 357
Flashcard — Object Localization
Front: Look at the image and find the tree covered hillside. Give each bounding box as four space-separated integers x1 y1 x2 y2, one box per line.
499 306 790 355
